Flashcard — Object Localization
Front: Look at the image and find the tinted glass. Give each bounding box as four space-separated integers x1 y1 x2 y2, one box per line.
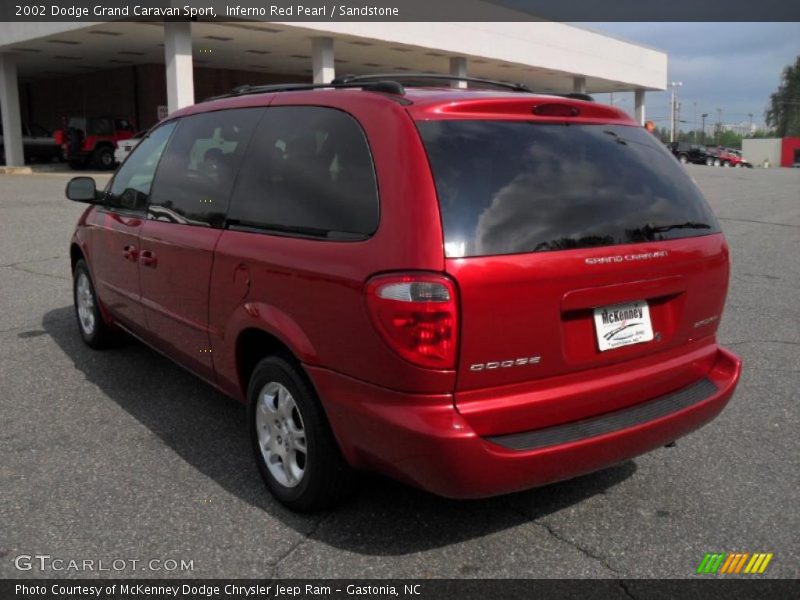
106 121 176 212
29 124 49 137
417 121 720 258
148 108 263 228
89 117 113 136
228 106 378 238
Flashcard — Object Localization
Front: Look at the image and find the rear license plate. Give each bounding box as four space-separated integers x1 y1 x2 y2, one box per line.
593 300 654 351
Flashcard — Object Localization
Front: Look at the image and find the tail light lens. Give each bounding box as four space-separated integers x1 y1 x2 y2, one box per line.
365 273 459 370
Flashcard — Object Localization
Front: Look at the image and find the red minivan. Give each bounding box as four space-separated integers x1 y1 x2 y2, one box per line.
67 75 741 511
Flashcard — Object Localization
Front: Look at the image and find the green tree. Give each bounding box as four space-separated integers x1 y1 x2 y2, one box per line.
766 56 800 137
718 130 743 148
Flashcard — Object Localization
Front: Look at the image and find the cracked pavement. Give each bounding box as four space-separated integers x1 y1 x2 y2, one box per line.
0 166 798 579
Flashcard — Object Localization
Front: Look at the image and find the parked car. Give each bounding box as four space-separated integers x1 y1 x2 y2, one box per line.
667 142 713 165
724 148 752 168
709 146 743 167
114 130 147 165
66 76 741 511
0 122 62 164
54 116 136 170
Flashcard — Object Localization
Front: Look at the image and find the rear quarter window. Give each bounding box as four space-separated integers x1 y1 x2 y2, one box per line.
417 121 720 258
227 106 379 239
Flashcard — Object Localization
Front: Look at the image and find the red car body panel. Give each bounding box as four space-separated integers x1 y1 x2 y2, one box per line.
70 87 742 499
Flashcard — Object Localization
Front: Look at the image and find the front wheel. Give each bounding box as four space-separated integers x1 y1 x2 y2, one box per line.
678 154 689 164
248 356 355 512
73 259 117 348
714 158 722 167
705 157 714 166
92 146 115 170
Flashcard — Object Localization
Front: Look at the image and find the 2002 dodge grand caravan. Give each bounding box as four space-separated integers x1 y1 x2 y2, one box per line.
67 75 742 511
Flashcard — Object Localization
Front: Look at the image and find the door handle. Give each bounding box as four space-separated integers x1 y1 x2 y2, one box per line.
122 245 138 261
140 250 158 268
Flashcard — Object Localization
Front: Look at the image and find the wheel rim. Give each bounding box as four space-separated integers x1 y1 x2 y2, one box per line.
76 272 96 336
255 382 307 488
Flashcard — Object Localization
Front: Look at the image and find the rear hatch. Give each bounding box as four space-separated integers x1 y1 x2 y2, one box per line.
416 109 728 434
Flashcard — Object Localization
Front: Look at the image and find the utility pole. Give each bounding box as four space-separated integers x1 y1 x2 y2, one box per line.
669 81 683 142
693 101 697 143
716 107 722 144
701 113 708 144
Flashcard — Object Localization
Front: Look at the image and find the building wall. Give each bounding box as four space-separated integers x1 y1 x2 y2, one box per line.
742 138 782 168
19 65 306 133
780 137 800 167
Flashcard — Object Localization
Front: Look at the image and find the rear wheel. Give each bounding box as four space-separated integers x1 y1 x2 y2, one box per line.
705 157 714 166
248 356 355 512
678 154 689 164
713 158 722 167
73 259 117 348
92 146 115 170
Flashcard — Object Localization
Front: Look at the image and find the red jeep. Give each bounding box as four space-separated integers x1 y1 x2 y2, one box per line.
54 116 136 170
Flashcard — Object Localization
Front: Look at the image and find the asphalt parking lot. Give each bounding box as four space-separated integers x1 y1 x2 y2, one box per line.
0 165 798 580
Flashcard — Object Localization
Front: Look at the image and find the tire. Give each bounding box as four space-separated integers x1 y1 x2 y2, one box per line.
92 146 115 170
705 157 714 166
73 259 117 349
248 356 355 512
713 158 721 167
678 154 689 164
723 161 731 167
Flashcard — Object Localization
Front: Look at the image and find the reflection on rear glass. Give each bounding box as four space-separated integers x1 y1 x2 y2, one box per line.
417 121 720 258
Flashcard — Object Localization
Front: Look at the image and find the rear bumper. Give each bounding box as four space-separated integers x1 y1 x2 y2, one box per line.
307 345 741 499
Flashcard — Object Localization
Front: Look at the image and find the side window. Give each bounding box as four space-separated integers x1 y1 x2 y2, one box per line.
148 108 263 228
228 106 379 238
106 121 176 213
29 124 49 137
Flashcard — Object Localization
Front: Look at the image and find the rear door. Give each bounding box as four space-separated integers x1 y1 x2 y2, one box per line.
417 119 728 411
89 121 176 335
138 108 262 380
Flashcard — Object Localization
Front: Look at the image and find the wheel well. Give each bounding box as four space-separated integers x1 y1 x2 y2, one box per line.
70 244 84 273
236 328 300 398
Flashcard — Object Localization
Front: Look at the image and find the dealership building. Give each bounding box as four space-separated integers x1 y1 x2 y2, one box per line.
0 17 668 166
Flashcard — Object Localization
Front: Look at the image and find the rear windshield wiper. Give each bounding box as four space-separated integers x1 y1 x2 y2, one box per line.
644 221 711 234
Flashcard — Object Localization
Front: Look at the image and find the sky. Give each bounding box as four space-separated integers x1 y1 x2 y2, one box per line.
578 23 800 132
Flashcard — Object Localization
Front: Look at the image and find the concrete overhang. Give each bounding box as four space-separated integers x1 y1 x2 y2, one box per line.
0 20 667 93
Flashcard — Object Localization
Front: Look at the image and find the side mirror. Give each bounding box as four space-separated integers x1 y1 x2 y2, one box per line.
65 177 99 204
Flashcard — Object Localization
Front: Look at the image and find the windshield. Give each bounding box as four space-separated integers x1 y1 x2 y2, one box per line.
417 121 721 258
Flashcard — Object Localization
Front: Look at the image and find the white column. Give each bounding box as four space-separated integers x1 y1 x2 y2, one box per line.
0 53 24 167
449 56 468 89
634 89 646 126
572 76 587 94
312 37 335 84
164 21 194 114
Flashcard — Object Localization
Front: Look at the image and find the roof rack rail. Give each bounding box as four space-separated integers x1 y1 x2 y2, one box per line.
203 79 406 102
332 72 531 93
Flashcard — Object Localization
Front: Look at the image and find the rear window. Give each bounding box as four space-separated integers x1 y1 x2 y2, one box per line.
417 121 720 258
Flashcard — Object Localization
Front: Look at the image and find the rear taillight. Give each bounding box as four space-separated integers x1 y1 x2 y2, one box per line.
365 273 459 370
